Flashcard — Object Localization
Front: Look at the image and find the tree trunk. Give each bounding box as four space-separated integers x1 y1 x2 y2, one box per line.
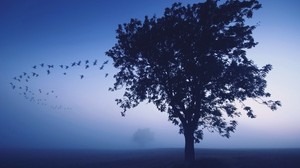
184 128 195 163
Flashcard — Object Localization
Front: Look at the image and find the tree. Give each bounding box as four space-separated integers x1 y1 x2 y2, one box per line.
132 128 155 147
106 0 281 163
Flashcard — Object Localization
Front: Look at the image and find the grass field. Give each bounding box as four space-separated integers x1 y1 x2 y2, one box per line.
1 148 300 168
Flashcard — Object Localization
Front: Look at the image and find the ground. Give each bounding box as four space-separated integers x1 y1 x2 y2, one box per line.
1 148 299 168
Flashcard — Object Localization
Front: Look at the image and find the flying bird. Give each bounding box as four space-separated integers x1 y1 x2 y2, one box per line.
77 61 81 66
40 63 44 67
47 70 50 75
65 66 69 69
105 73 108 77
63 72 67 75
80 75 84 79
60 65 64 68
39 89 42 93
103 60 109 64
48 65 54 68
85 60 89 64
93 60 97 65
33 65 37 69
85 65 89 69
23 72 27 76
71 62 76 66
99 60 108 70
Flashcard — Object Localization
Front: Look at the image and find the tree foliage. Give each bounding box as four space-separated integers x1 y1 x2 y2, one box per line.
132 128 155 146
106 0 281 144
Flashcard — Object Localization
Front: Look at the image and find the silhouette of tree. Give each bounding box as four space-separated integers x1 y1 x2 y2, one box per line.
132 128 154 147
106 0 281 163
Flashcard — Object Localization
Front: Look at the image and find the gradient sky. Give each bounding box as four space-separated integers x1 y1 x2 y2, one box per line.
0 0 299 149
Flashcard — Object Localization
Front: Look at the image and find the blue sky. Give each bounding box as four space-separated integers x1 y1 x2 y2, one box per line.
0 0 300 149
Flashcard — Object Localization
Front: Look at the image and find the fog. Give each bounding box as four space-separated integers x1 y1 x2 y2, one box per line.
1 0 300 150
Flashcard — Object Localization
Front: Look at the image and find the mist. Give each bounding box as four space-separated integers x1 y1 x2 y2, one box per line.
1 0 300 151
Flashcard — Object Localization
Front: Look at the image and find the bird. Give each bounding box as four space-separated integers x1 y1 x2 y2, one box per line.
25 79 28 82
40 63 44 67
85 65 89 69
51 90 54 93
25 86 28 92
99 60 109 70
39 89 42 93
77 61 81 66
85 60 89 64
46 92 49 95
19 75 22 78
80 75 84 79
32 72 39 77
23 72 27 76
103 60 109 64
105 73 109 77
12 85 16 90
65 66 69 69
71 62 76 66
47 70 50 75
93 60 97 65
48 65 54 68
13 77 17 80
63 72 67 75
60 65 64 68
33 65 37 69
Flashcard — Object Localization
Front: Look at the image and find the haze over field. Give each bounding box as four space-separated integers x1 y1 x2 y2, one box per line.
1 0 300 150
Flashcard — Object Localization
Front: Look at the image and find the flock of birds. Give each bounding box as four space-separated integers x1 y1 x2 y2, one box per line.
10 59 109 111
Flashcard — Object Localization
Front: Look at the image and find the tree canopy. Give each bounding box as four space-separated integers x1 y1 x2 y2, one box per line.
106 0 281 162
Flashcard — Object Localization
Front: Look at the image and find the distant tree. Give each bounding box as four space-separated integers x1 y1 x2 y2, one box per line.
106 0 281 163
132 128 155 147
